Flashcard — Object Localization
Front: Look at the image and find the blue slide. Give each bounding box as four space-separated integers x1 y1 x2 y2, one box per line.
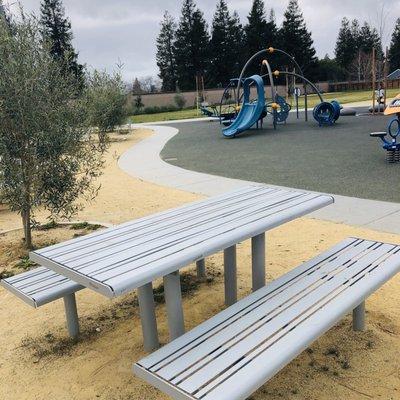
222 75 266 138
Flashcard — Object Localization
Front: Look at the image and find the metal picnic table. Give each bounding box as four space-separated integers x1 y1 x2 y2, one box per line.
30 185 333 350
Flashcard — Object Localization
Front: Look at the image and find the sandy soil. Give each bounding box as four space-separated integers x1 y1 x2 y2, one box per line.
0 128 399 400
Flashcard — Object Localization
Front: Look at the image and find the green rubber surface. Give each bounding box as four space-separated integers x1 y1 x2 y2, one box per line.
161 109 400 203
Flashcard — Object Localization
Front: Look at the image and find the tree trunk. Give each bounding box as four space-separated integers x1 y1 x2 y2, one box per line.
22 207 32 250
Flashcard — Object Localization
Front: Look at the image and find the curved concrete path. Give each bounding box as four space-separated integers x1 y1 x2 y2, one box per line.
119 123 400 235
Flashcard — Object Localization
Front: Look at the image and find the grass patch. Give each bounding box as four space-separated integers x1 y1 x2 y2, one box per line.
35 220 59 231
14 256 37 271
127 88 400 124
128 107 201 124
70 221 103 231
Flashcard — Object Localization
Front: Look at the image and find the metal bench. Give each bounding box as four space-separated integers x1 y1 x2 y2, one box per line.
134 237 400 400
1 267 83 338
27 185 333 351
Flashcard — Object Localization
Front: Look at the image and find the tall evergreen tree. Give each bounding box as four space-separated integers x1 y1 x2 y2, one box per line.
156 11 177 92
335 17 357 70
389 18 400 71
174 0 210 91
209 1 243 86
40 0 83 86
209 0 231 87
279 0 317 76
228 11 245 78
244 0 277 58
359 22 382 56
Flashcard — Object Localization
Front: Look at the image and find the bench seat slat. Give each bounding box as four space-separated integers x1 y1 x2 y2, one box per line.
164 243 393 392
152 239 374 380
1 267 83 308
134 238 400 400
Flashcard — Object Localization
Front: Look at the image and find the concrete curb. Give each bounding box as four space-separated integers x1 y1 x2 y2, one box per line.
119 124 400 235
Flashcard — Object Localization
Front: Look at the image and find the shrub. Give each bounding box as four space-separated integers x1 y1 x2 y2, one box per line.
86 69 127 133
174 91 186 110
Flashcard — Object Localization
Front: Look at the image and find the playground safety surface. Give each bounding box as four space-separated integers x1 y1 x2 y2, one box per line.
161 108 400 203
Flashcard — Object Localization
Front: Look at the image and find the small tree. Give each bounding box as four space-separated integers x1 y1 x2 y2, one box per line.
86 69 127 133
0 14 108 249
174 91 186 109
134 95 144 111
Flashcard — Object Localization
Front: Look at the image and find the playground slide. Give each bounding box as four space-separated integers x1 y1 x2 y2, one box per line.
222 75 265 138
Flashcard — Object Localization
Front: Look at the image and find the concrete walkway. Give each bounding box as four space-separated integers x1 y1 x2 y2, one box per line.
119 124 400 235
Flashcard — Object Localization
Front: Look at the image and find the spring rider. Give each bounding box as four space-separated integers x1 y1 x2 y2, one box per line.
370 94 400 163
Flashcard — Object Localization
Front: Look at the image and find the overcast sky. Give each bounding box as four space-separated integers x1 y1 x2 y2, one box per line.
5 0 400 82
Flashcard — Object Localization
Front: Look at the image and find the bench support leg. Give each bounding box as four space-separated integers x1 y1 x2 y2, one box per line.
353 301 365 331
164 271 185 340
196 259 206 279
137 283 159 351
252 233 266 292
224 245 237 306
63 293 79 339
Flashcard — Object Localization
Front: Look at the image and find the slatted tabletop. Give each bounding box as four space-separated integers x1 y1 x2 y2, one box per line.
30 185 333 298
134 237 400 400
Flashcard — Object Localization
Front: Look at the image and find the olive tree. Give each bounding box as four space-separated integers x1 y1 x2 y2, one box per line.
0 14 108 249
86 69 127 133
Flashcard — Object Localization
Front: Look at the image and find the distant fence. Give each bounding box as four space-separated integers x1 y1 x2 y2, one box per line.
328 79 400 92
129 82 330 109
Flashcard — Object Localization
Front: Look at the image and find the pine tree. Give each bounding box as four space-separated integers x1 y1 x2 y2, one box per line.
228 11 245 78
359 22 382 56
132 77 143 94
389 18 400 71
174 0 210 91
209 0 243 87
40 0 83 86
156 11 177 92
335 17 357 70
279 0 317 76
244 0 267 57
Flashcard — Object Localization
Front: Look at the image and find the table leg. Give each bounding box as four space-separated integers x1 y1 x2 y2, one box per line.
137 283 159 351
196 259 206 279
63 293 79 339
224 245 237 306
353 301 365 331
163 271 185 340
252 233 266 292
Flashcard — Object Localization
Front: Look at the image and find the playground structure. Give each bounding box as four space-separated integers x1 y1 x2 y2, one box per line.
370 94 400 163
221 47 341 138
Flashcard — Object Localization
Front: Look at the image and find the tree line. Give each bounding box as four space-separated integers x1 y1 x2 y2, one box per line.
156 0 400 92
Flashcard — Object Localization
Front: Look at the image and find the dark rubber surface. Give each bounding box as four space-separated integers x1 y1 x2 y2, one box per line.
161 109 400 203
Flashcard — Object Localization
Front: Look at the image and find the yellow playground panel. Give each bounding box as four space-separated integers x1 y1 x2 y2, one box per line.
385 93 400 116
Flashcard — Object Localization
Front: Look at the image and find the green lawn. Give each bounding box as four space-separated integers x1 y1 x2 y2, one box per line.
128 107 200 123
128 88 400 124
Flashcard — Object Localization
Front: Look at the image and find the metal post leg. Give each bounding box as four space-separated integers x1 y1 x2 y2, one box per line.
353 301 366 331
163 271 185 340
63 293 79 339
196 259 206 279
137 283 159 351
224 245 237 306
252 233 266 292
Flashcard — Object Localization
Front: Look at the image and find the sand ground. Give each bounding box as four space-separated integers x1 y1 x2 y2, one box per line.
0 128 399 400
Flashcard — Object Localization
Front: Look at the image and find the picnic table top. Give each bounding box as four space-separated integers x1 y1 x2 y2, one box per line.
30 185 334 298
